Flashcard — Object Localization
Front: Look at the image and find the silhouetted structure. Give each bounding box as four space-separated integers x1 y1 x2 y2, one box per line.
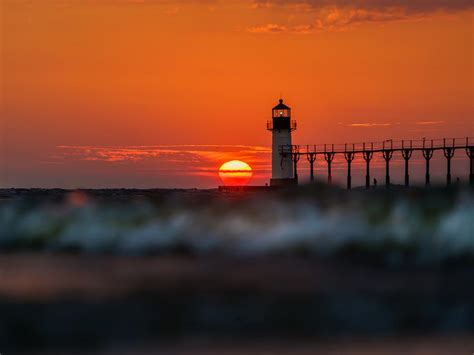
344 149 355 190
307 153 316 182
422 142 434 187
324 149 335 185
278 137 474 189
382 147 393 188
267 99 297 186
362 143 374 189
468 146 474 185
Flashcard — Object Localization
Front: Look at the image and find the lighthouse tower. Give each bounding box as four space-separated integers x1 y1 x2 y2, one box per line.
267 99 297 186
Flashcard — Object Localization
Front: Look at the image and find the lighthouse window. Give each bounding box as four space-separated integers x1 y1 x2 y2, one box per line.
273 109 291 118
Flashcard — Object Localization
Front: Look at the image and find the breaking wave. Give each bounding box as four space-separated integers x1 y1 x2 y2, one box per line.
0 188 473 264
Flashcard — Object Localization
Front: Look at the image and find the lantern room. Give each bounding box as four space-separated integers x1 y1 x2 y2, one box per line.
272 99 291 118
267 99 296 131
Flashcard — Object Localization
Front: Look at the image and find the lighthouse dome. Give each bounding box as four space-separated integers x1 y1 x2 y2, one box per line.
272 99 290 111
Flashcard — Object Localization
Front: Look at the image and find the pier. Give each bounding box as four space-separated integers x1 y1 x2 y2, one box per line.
281 137 474 189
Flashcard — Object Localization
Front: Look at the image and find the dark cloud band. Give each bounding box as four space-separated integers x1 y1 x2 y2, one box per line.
253 0 474 13
249 0 473 33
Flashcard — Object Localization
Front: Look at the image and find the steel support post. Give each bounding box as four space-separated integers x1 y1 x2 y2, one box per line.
468 147 474 186
292 152 300 184
363 151 373 189
307 153 317 183
324 152 335 185
344 152 355 190
402 149 413 188
422 149 434 187
443 148 455 186
382 150 393 188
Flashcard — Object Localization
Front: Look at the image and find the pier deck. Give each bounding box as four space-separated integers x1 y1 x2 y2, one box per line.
280 137 474 188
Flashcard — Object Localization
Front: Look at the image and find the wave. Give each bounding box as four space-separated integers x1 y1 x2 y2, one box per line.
0 188 473 264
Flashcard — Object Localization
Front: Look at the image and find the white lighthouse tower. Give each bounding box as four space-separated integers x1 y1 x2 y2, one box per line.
267 99 297 186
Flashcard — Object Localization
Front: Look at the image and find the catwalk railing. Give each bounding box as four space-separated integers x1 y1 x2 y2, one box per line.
280 137 474 189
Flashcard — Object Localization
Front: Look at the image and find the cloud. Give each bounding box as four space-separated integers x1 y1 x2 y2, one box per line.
247 23 315 33
23 0 218 8
247 23 288 33
415 120 446 125
249 0 474 32
252 0 474 13
98 0 217 4
348 122 392 127
55 145 272 174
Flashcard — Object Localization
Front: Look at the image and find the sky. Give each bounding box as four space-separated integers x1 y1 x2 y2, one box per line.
1 0 473 188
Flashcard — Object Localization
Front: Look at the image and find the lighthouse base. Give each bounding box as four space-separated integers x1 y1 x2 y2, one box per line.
270 178 297 187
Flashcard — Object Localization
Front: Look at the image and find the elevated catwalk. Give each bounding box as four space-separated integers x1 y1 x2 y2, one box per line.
279 137 474 189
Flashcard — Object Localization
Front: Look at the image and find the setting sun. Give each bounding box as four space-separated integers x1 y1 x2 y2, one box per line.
219 160 253 186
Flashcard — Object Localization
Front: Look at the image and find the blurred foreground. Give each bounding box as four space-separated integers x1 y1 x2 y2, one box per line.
0 186 473 354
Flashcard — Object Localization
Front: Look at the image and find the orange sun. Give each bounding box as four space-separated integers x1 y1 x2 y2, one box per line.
219 160 253 186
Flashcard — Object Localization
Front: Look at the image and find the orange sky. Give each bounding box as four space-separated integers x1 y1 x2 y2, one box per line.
1 0 473 188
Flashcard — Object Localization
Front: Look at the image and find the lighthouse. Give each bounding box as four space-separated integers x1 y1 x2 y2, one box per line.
267 99 297 186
